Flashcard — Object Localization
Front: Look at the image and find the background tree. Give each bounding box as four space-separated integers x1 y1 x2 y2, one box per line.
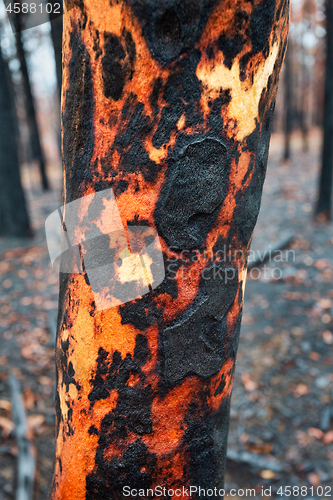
316 0 333 221
13 12 50 191
283 39 293 160
0 44 31 237
50 0 290 497
49 0 63 99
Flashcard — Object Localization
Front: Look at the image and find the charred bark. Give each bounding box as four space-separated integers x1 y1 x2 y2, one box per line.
0 45 31 237
50 1 290 498
316 0 333 221
13 13 50 191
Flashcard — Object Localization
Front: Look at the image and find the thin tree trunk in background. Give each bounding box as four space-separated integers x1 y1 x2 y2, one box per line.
13 14 50 191
50 1 290 497
316 0 333 221
283 40 292 160
0 46 31 237
49 1 63 100
300 24 309 152
49 3 63 156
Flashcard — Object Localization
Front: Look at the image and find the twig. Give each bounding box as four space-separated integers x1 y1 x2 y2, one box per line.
226 448 285 472
248 233 295 270
9 374 35 500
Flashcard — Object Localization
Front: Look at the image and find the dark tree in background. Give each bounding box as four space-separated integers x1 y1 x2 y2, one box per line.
316 0 333 221
13 13 50 191
49 0 63 99
283 39 293 160
0 45 31 237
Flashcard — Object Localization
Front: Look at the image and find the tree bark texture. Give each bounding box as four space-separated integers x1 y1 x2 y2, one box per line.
316 0 333 220
13 14 50 191
0 46 31 237
51 0 289 498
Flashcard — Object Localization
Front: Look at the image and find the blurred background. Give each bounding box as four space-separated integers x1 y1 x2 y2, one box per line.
0 0 332 498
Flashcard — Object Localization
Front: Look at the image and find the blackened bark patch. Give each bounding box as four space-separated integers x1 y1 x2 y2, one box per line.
121 138 159 182
86 336 155 499
152 50 201 148
86 439 156 500
134 334 150 365
102 30 136 100
155 136 230 250
112 98 161 183
217 33 245 70
62 26 94 202
233 102 275 245
250 0 276 57
152 101 184 149
119 252 182 331
183 401 231 490
119 293 163 331
149 76 163 111
238 1 277 81
88 425 99 436
88 339 153 436
129 0 220 65
162 263 238 384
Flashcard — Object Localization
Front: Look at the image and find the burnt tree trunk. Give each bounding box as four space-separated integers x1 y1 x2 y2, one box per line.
13 13 50 191
316 0 333 221
0 46 31 237
50 1 289 498
283 39 292 160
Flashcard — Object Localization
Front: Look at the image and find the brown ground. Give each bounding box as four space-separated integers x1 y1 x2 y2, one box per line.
0 129 332 499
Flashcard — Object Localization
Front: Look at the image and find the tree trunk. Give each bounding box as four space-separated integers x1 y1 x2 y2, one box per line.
283 39 292 160
0 46 31 237
13 13 50 191
50 1 289 498
316 0 333 221
300 23 309 152
49 2 63 100
49 2 63 154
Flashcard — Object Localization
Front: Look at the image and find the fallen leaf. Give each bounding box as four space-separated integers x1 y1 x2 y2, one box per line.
241 372 258 392
294 383 309 397
322 330 333 344
246 442 273 454
308 472 321 487
38 376 53 386
239 433 249 444
0 399 12 411
0 416 14 436
315 259 329 270
308 351 320 361
307 428 324 440
317 298 332 310
260 470 276 479
23 388 35 410
27 414 45 432
323 430 333 445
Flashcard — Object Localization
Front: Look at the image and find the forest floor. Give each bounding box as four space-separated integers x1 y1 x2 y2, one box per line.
0 129 332 499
